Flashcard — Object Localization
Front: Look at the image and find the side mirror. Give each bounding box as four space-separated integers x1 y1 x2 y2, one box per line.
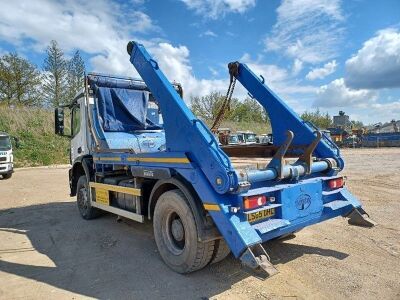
12 137 20 149
55 108 65 135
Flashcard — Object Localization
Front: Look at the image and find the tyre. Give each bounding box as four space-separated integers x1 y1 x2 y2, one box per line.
210 238 231 264
2 173 12 179
76 175 101 220
153 189 215 273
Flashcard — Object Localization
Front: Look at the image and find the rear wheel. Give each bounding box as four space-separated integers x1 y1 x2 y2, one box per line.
76 175 101 220
210 238 231 264
153 189 215 273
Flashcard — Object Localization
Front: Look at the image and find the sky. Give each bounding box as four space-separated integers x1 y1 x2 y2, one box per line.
0 0 399 124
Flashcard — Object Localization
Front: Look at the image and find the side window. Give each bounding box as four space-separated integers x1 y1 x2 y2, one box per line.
72 105 81 137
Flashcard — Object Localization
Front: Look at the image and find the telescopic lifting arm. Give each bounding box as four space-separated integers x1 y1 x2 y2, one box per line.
127 41 238 194
228 62 344 170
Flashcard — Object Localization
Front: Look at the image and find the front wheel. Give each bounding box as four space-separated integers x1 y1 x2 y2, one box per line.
153 189 215 273
2 173 12 179
76 175 101 220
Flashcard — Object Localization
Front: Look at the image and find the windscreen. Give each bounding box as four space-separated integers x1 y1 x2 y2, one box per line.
95 87 162 132
246 134 256 142
229 135 239 143
0 136 11 150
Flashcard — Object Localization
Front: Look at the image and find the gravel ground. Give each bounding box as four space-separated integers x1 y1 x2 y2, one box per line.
0 148 399 299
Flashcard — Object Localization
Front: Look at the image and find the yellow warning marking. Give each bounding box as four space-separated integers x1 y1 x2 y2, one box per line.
126 157 190 164
95 157 122 161
90 182 141 196
203 203 220 211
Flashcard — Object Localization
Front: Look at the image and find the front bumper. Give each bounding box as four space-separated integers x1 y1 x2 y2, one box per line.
0 163 13 175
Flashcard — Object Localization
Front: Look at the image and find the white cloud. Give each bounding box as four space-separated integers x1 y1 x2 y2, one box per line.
209 67 219 76
292 59 303 75
306 60 337 80
264 0 344 64
314 78 378 108
0 0 161 76
180 0 256 19
0 0 231 101
240 53 317 96
342 100 400 125
369 101 400 120
200 30 218 38
149 43 228 99
240 53 289 84
0 1 159 52
345 28 400 89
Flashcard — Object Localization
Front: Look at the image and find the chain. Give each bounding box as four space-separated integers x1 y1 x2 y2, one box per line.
210 73 237 133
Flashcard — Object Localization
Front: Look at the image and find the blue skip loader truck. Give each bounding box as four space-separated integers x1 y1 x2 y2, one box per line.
54 41 375 278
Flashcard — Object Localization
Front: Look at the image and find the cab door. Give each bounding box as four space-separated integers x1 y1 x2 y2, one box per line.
70 98 88 163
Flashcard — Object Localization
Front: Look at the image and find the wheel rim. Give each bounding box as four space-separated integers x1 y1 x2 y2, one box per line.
163 211 186 255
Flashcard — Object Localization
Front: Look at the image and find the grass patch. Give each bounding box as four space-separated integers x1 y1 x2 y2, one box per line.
0 105 70 167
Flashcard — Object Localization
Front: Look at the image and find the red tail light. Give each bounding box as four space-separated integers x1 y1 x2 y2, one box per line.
328 177 344 189
244 195 267 210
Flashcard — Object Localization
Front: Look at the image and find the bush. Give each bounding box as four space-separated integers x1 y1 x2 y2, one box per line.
0 105 70 167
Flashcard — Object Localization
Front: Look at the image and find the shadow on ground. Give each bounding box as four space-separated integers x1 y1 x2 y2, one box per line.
0 202 348 299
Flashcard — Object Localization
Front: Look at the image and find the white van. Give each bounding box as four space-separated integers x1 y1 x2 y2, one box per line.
0 132 14 179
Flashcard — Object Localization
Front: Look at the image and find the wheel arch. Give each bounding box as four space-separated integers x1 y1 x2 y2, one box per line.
148 176 221 242
69 155 93 196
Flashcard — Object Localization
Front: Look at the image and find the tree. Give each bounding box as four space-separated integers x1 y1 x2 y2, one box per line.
0 53 42 106
301 108 332 129
190 92 270 126
231 98 268 123
66 50 85 101
190 92 227 121
43 40 68 107
351 120 364 129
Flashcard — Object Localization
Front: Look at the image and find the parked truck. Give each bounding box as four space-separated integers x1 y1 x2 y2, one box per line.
55 41 374 278
0 132 14 179
237 130 257 144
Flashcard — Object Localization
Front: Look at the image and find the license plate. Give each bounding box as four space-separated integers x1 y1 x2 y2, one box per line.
247 208 275 223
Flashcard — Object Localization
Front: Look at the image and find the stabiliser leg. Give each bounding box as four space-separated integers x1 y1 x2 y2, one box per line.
240 244 278 279
346 208 377 227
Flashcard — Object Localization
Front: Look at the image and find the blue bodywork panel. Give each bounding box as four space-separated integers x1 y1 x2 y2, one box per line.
88 42 366 259
103 131 165 153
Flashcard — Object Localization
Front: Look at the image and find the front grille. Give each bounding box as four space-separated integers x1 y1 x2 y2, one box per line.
0 166 5 170
0 157 7 162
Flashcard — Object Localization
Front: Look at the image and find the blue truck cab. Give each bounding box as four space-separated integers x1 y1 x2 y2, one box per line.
55 41 374 278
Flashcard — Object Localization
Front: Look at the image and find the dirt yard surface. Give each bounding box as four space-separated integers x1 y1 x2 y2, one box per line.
0 148 399 299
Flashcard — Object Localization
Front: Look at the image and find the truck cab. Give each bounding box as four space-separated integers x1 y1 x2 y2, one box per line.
237 130 257 144
0 132 14 179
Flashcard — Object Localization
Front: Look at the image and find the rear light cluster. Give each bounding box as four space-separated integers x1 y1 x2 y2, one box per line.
328 177 344 189
244 195 267 210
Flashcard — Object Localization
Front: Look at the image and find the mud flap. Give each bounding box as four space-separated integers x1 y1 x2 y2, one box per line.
240 244 278 279
346 208 377 227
